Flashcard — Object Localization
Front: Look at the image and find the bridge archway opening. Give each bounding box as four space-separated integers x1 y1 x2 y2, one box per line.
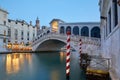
47 30 50 34
91 27 100 38
73 26 79 35
81 26 89 37
66 26 71 34
35 39 66 51
60 26 65 34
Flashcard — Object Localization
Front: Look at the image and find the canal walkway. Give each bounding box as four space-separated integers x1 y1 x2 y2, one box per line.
79 53 111 80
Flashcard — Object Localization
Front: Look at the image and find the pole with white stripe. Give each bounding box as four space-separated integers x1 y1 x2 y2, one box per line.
79 39 82 54
79 39 82 64
66 31 71 80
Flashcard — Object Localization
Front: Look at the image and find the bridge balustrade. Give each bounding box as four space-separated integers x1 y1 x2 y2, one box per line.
32 32 101 47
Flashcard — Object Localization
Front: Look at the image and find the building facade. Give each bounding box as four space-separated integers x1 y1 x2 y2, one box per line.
0 8 9 52
7 19 37 45
0 7 37 51
99 0 120 79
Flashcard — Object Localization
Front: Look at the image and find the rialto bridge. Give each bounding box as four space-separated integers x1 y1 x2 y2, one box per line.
32 19 101 55
32 32 101 55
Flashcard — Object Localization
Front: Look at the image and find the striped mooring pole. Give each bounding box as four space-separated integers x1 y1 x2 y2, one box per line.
66 31 71 80
79 39 82 63
79 39 82 54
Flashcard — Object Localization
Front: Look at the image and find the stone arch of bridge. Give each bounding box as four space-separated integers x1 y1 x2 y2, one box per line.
35 39 67 51
32 34 78 52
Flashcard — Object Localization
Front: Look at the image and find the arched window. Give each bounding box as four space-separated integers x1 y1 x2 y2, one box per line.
60 26 64 34
73 26 79 35
66 26 71 34
91 27 100 38
81 26 89 37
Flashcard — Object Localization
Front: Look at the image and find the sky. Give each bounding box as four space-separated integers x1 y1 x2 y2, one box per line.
0 0 100 27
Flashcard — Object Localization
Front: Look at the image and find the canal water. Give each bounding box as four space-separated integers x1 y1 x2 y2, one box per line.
0 52 86 80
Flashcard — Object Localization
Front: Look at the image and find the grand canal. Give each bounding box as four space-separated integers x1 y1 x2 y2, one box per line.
0 52 86 80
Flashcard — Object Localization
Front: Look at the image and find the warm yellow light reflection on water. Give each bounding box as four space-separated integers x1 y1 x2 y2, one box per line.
60 52 66 62
6 54 12 74
26 54 32 65
20 54 24 64
6 53 32 74
51 70 59 80
12 56 19 73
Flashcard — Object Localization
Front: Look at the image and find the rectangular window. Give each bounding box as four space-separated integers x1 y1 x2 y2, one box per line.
108 9 111 33
8 19 11 23
4 21 6 25
113 0 118 27
27 32 29 41
3 38 6 43
104 27 105 39
106 26 107 37
33 33 35 40
3 30 6 43
106 19 108 37
33 33 35 38
21 30 24 40
27 38 29 40
15 29 18 40
8 29 11 37
4 30 6 36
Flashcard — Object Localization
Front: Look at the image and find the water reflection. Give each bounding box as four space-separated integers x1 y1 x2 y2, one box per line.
0 52 86 80
6 54 12 74
6 53 32 74
51 70 59 80
60 51 66 62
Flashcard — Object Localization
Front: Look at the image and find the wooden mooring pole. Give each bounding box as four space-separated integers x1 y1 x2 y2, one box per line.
66 31 71 80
